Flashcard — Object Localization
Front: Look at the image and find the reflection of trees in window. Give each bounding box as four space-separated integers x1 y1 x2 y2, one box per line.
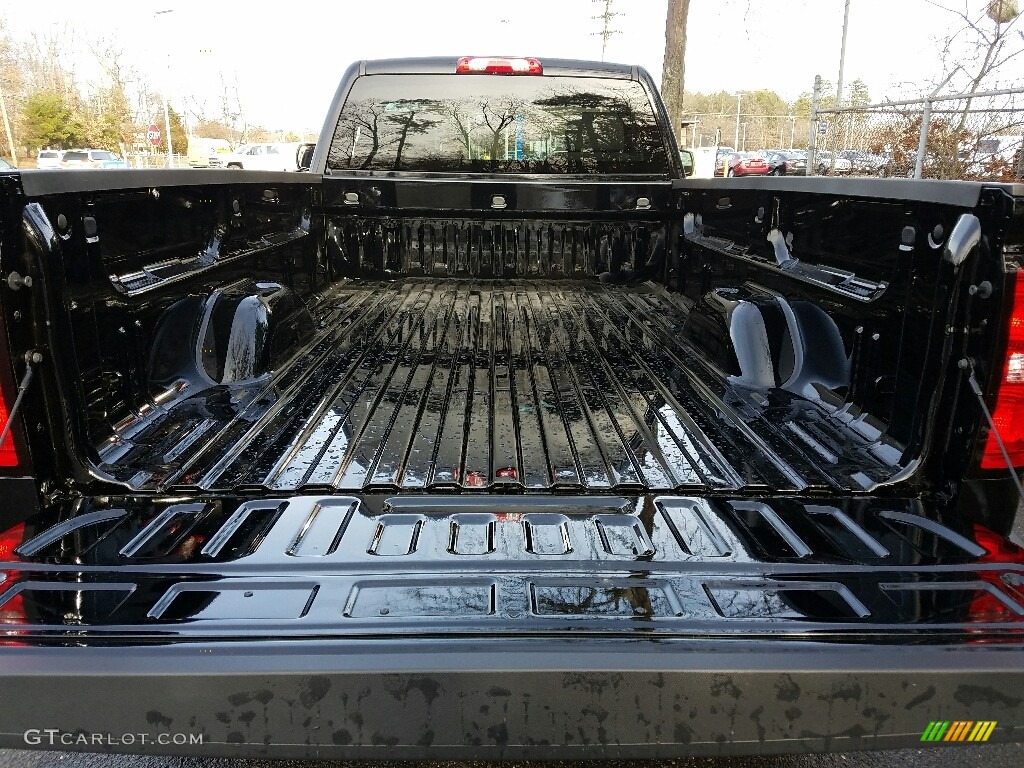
439 96 528 169
384 100 437 168
330 98 440 170
441 101 472 159
534 88 664 173
329 99 385 169
479 97 524 166
327 76 669 174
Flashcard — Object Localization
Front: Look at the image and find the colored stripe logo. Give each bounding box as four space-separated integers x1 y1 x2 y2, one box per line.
921 721 997 742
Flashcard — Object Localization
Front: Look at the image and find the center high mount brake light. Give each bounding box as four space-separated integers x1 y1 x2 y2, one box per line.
456 57 543 75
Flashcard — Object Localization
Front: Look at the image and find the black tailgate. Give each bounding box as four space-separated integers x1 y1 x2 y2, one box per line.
1 492 1022 757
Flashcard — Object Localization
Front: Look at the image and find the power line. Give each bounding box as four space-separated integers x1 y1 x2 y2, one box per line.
591 0 622 62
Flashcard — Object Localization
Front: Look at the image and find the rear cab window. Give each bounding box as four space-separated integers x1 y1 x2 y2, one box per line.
327 73 672 176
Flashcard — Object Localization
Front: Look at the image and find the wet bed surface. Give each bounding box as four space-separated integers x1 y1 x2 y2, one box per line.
97 279 902 494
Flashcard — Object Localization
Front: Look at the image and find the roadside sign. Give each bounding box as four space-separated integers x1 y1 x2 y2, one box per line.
148 125 161 146
818 121 829 134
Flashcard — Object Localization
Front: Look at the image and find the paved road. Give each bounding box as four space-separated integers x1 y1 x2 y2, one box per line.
1 745 1023 768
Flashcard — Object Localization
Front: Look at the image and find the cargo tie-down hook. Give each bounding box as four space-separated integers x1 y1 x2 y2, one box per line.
960 357 1024 507
0 350 43 453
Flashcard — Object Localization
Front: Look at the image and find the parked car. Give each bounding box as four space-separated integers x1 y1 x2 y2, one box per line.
35 149 63 169
726 151 770 176
59 149 128 169
971 135 1023 167
221 142 302 171
815 150 852 175
187 137 232 168
871 151 910 177
838 150 885 175
764 149 807 176
712 146 736 176
955 136 1024 179
682 146 719 178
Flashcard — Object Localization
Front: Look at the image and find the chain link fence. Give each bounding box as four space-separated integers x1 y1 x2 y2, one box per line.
811 83 1024 181
130 153 189 168
681 114 808 153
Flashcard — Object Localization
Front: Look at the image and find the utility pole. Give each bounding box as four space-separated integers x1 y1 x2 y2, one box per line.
734 93 742 149
807 76 823 175
155 10 175 168
0 79 17 167
835 0 851 109
831 0 851 172
591 0 622 61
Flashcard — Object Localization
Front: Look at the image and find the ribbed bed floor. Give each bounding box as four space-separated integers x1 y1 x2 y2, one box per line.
99 280 900 493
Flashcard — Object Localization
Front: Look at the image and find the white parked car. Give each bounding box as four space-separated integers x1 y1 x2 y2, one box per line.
59 149 128 169
221 142 301 171
815 151 852 175
36 149 63 169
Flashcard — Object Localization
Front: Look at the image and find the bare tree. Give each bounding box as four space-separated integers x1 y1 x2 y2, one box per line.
440 101 472 157
21 26 79 101
477 97 521 162
928 0 1024 128
83 38 140 155
0 21 22 162
660 0 691 142
218 71 245 143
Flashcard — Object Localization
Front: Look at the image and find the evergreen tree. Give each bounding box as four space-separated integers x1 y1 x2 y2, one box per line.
21 91 81 151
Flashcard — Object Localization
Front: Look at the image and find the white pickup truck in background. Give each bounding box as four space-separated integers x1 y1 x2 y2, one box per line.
220 141 302 171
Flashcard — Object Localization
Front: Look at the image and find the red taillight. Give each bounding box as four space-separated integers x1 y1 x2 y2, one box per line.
0 313 21 468
981 271 1024 468
0 587 25 625
973 523 1024 564
0 522 25 625
456 56 543 75
967 524 1024 627
0 522 24 560
0 390 19 467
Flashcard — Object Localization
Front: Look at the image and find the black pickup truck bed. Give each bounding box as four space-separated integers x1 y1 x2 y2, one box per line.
1 56 1023 760
98 278 899 493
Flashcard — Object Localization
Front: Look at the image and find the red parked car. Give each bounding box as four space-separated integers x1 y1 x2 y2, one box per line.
726 151 770 176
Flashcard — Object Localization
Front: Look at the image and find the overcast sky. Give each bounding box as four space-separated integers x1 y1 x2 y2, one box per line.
5 0 1024 132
